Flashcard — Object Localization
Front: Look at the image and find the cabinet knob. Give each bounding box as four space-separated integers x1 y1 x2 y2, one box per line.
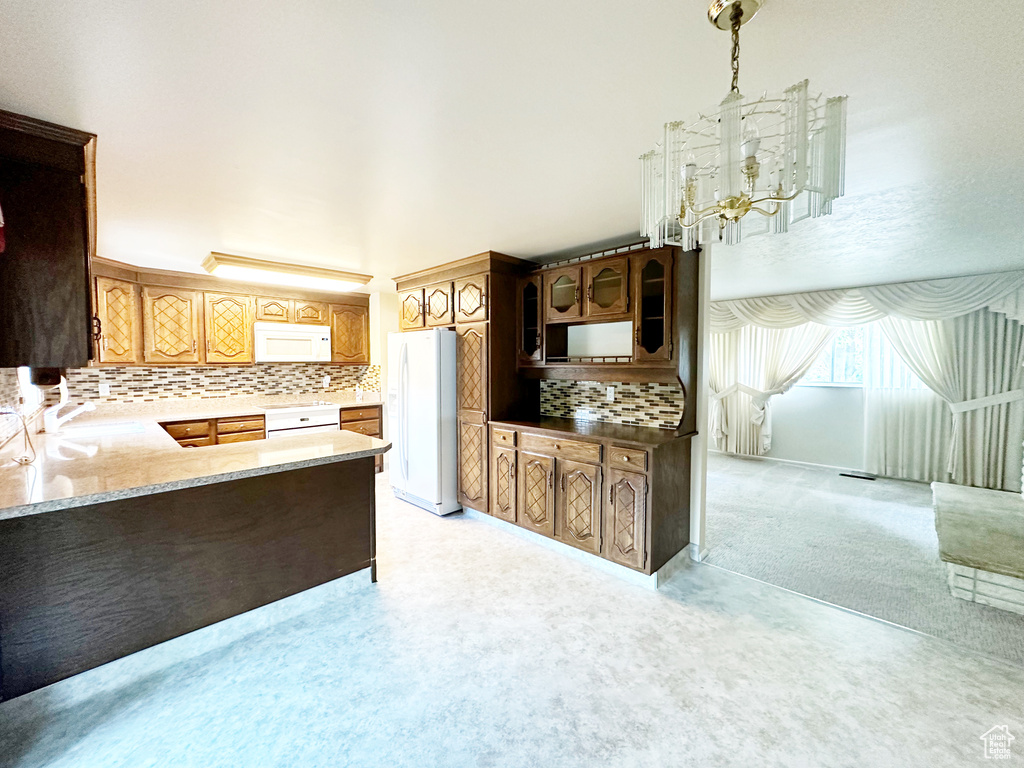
622 455 630 462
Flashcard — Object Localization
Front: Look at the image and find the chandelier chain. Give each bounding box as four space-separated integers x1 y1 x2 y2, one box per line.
730 3 743 93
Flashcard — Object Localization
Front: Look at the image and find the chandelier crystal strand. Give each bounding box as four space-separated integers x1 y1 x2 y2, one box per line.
639 0 847 248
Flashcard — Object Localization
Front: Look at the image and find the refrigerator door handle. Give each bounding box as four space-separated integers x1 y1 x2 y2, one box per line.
400 342 410 483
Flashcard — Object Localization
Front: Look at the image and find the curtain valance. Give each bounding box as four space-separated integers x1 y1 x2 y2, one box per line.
710 271 1024 332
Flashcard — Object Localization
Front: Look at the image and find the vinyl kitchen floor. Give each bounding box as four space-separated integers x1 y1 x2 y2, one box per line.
0 472 1021 767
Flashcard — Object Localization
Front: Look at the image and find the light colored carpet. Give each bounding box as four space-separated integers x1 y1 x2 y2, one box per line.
705 452 1024 666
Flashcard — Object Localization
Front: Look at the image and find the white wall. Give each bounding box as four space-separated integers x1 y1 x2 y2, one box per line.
765 385 865 471
370 291 400 466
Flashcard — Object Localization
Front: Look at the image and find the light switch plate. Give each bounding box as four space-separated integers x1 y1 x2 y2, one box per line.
322 375 331 389
98 382 111 397
606 386 615 402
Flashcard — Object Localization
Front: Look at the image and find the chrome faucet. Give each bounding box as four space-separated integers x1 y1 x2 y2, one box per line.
43 378 97 434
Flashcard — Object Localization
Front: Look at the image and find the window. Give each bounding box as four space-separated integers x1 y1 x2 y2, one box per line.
800 327 864 386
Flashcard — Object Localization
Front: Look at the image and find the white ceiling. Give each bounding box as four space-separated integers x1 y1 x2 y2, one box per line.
0 0 1021 299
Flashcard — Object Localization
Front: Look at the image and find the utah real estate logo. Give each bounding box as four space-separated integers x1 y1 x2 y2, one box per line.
980 726 1015 760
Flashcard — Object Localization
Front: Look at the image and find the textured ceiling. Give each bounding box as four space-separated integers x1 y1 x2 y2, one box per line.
0 0 1020 298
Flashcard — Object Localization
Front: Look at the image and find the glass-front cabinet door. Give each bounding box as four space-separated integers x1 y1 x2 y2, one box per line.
633 250 673 362
517 274 543 364
544 266 582 323
584 257 629 318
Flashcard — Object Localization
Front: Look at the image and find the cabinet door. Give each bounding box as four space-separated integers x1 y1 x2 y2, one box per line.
399 289 425 330
204 292 253 364
455 275 488 323
518 452 554 536
330 303 369 364
544 266 582 323
142 286 201 364
517 275 543 365
458 418 487 511
585 257 629 318
604 469 647 570
556 460 602 555
255 297 292 323
294 300 329 325
490 445 517 522
95 277 138 364
425 283 455 327
456 323 488 414
633 250 674 363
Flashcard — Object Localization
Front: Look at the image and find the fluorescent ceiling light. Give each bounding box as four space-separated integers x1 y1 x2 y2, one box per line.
202 252 372 293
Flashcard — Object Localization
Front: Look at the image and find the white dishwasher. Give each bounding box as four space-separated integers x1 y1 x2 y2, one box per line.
262 402 341 439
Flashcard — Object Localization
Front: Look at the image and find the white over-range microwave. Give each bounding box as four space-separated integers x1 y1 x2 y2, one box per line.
253 322 332 363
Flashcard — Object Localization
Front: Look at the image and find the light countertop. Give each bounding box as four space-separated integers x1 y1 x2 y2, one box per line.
0 395 390 521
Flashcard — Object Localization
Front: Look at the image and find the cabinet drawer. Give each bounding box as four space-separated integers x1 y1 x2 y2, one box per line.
343 419 380 436
217 430 264 444
177 436 213 448
217 416 265 434
491 428 516 447
340 406 381 423
163 420 210 440
608 446 648 472
519 432 602 464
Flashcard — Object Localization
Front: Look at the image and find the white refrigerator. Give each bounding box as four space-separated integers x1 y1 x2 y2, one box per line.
387 328 460 515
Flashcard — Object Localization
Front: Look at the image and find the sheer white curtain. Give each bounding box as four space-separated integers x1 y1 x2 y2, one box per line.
874 310 1024 491
710 323 835 455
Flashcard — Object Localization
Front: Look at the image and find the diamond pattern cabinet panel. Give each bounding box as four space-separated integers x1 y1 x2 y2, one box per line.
330 303 369 364
458 419 487 510
204 292 253 364
555 460 602 555
255 297 293 323
294 300 329 325
95 277 138 364
455 275 488 323
517 452 554 537
425 283 454 327
142 287 201 364
399 289 425 330
604 469 647 570
490 445 517 523
456 323 488 414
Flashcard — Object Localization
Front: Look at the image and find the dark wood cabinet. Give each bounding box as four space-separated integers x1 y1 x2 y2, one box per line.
455 275 487 323
518 451 554 536
0 110 96 369
556 460 603 555
457 322 488 414
425 282 454 327
517 274 543 365
633 249 673 363
330 303 370 364
544 266 582 323
458 418 487 509
604 469 647 570
584 257 629 319
490 445 517 522
399 289 425 330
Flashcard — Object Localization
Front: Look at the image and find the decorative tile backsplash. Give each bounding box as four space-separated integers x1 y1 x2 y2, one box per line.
62 364 381 405
540 380 684 430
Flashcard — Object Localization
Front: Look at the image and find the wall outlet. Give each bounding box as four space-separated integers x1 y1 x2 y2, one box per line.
98 382 111 397
322 375 331 389
606 386 615 402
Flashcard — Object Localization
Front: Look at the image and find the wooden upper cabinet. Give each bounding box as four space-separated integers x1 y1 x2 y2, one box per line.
490 445 517 523
518 451 554 537
399 289 425 330
556 459 602 555
456 322 488 414
330 303 369 364
142 286 201 364
204 292 253 364
455 274 488 323
294 300 329 325
256 297 292 323
585 257 629 319
604 469 647 570
633 249 674 363
95 277 139 364
425 283 455 327
517 275 543 365
544 266 582 323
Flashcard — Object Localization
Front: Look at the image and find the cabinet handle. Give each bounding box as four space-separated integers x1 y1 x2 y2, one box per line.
609 486 614 504
635 327 641 345
193 340 197 353
548 471 553 489
575 287 580 305
91 316 102 342
560 474 565 492
622 455 630 462
587 285 593 302
102 335 108 350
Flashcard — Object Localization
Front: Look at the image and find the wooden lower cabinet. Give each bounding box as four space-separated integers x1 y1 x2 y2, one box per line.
555 460 602 555
458 418 487 509
517 452 554 536
490 445 517 522
604 469 647 570
341 404 383 473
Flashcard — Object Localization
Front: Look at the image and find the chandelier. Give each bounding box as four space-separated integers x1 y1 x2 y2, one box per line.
641 0 848 249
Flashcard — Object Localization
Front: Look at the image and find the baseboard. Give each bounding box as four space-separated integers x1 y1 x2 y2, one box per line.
709 449 871 477
460 507 689 590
